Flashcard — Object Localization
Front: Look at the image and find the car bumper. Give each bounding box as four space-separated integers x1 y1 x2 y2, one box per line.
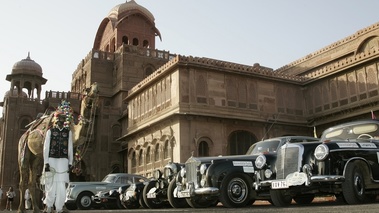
257 175 345 189
176 182 219 198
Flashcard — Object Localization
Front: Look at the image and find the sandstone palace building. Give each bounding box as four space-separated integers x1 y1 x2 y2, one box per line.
1 0 379 194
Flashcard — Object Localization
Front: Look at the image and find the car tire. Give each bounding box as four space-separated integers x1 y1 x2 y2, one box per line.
167 179 189 208
219 173 252 208
342 161 367 204
293 194 314 205
76 192 93 210
270 189 292 207
136 192 147 209
143 180 164 208
116 197 126 209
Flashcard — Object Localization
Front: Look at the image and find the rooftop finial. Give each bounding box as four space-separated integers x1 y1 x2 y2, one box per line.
27 52 31 59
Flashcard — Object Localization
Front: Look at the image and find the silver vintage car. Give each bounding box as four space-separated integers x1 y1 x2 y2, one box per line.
65 173 146 210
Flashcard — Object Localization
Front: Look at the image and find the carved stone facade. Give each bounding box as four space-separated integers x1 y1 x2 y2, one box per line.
121 22 379 176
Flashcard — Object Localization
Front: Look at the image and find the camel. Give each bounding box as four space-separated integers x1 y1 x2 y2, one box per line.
17 82 99 213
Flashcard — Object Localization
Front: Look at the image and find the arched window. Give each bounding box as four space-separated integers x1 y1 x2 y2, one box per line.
198 141 209 157
228 131 257 155
133 38 139 46
139 149 143 166
111 164 120 173
131 151 136 168
145 67 153 76
154 143 160 161
146 146 151 164
143 40 149 48
122 36 129 45
163 140 169 159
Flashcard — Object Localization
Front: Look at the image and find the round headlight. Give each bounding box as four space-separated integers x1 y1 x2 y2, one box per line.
255 155 266 169
314 144 329 160
153 169 162 179
199 164 207 175
180 168 186 178
264 169 273 178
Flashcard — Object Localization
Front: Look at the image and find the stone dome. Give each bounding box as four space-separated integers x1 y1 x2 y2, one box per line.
12 53 43 77
108 0 155 22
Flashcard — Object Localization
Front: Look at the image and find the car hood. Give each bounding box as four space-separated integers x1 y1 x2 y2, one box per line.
187 154 251 164
69 181 107 186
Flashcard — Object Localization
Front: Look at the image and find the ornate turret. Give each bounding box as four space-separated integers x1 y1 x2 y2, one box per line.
5 53 47 100
93 0 161 52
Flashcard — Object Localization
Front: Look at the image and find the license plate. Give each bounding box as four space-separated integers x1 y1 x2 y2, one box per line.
147 193 156 199
177 191 190 198
272 180 288 189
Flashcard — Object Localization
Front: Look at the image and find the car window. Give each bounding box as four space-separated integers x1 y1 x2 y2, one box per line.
102 175 116 183
322 123 379 141
246 140 280 155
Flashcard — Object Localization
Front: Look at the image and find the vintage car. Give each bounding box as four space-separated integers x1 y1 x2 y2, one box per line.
142 162 189 208
92 175 148 209
255 120 379 207
175 136 319 208
92 188 124 209
65 173 146 210
119 177 150 209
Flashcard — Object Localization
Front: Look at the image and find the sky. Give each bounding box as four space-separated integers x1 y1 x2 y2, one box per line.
1 0 379 103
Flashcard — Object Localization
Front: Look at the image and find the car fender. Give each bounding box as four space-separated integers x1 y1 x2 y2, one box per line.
207 160 255 187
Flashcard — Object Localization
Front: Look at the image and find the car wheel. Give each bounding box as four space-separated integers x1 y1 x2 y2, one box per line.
342 161 367 204
76 192 93 210
219 173 252 208
167 179 189 208
185 197 218 208
139 193 148 209
143 180 164 208
293 194 314 205
116 197 126 209
270 189 292 207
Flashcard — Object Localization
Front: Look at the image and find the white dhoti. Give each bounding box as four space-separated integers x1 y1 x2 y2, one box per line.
43 158 70 212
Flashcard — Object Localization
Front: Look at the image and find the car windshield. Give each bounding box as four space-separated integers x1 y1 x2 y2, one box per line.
102 175 117 183
321 123 379 141
246 140 280 155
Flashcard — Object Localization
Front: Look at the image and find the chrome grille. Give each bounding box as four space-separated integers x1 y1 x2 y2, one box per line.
185 158 200 188
275 144 300 179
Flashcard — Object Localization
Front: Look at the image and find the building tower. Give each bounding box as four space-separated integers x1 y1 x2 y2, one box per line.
0 53 46 206
69 0 173 180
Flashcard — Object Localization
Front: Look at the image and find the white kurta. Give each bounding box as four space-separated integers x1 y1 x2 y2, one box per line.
43 128 73 212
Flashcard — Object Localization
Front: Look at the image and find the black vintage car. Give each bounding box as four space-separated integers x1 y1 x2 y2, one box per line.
92 188 124 209
142 162 189 208
92 175 149 209
119 176 151 209
256 120 379 207
175 136 319 208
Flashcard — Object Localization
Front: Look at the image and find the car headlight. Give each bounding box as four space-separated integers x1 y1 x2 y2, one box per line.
199 164 207 175
180 167 186 178
153 169 162 179
264 169 273 178
255 155 266 169
314 144 329 160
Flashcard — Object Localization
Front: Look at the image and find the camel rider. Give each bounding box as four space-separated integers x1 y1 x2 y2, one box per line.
43 101 74 213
